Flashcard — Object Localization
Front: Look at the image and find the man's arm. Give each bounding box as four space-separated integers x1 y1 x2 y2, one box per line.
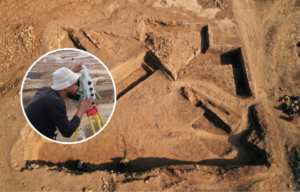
48 99 81 138
75 97 93 119
48 97 94 138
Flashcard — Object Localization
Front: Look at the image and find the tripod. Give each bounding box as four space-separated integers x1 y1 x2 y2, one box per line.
72 106 105 142
70 63 106 142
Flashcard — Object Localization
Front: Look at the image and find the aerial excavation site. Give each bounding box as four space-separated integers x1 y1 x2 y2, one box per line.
0 0 300 191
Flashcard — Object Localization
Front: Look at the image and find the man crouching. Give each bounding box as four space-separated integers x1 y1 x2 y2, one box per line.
25 64 93 140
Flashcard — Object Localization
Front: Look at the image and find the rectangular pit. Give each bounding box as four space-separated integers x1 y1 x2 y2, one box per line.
146 51 174 80
116 55 158 99
202 105 232 133
201 25 209 53
221 48 252 97
195 100 233 133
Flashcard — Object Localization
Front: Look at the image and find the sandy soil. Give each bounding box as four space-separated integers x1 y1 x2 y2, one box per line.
0 0 300 191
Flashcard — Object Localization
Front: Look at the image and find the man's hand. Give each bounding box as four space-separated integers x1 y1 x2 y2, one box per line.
75 97 94 119
78 97 93 113
71 62 84 73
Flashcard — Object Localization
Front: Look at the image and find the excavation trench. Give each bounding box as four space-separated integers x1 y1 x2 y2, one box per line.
200 105 232 133
24 144 268 174
21 27 265 174
189 96 236 134
201 25 209 53
21 77 268 174
66 29 87 51
287 145 300 189
221 48 252 97
23 104 269 173
26 72 46 79
116 54 158 99
241 105 269 165
296 42 300 57
200 25 252 97
21 92 268 174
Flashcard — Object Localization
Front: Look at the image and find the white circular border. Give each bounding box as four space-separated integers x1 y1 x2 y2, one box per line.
20 48 117 144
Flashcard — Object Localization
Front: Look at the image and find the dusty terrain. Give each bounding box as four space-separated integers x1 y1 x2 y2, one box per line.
22 49 115 142
0 0 300 191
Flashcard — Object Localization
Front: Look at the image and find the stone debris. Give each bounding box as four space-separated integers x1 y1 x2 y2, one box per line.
144 19 195 27
145 31 201 80
84 30 107 48
0 25 37 71
102 177 108 185
145 32 174 79
30 164 40 169
134 20 145 41
145 32 173 64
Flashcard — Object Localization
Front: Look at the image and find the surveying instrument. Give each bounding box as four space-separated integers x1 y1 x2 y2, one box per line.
71 60 105 142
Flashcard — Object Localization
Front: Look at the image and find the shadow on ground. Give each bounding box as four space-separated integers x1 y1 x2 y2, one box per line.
24 153 268 174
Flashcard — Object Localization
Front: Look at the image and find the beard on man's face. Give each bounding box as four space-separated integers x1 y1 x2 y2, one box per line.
67 89 78 100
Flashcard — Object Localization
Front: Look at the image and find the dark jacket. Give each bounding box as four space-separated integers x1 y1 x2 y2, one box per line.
25 87 80 140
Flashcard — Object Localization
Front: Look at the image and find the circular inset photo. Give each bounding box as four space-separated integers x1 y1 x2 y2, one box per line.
21 48 116 144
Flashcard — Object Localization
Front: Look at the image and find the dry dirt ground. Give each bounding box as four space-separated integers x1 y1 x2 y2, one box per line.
22 49 115 142
0 0 300 191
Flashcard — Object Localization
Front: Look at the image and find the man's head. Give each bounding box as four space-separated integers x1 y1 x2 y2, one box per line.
51 67 81 99
66 80 79 100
